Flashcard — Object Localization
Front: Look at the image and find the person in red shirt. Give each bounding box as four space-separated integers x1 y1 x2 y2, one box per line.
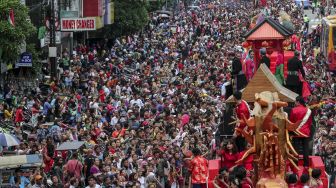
189 148 208 188
213 168 229 188
112 124 126 138
217 140 238 170
98 88 105 102
65 152 83 180
237 143 254 176
14 105 24 124
234 166 254 188
233 91 251 152
290 96 313 168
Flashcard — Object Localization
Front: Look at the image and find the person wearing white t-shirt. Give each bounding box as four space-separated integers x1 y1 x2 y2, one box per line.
115 84 121 96
130 96 144 108
85 176 101 188
110 113 119 126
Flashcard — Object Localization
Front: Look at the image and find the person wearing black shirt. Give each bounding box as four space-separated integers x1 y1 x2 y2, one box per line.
84 149 96 184
286 51 305 95
259 48 270 69
231 52 247 92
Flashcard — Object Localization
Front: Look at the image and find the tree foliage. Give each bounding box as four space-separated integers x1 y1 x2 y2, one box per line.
0 0 36 63
146 0 164 12
26 43 41 75
105 0 149 38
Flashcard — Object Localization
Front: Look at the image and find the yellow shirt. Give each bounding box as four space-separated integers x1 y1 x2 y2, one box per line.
4 109 12 120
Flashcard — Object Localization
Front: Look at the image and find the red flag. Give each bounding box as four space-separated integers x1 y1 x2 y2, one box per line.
8 8 15 26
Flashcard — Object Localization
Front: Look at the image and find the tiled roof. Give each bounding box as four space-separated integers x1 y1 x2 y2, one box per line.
244 18 293 40
226 64 298 103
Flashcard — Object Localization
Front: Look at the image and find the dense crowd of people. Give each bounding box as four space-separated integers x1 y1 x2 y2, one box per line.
0 0 335 187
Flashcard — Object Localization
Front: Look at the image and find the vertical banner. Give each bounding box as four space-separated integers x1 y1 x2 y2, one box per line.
104 0 114 25
110 2 114 24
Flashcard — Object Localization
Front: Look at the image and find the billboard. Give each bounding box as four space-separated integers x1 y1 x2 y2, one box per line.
61 18 96 31
83 0 103 17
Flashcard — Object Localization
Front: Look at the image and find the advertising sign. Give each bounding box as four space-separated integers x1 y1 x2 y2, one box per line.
83 0 103 17
61 18 96 31
41 32 61 48
60 10 79 18
17 52 32 67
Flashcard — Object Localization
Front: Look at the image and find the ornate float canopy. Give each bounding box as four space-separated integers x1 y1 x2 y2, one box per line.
226 64 298 103
245 18 292 41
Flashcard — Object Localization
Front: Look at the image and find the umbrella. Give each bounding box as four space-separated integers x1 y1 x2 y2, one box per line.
40 122 54 127
0 133 20 147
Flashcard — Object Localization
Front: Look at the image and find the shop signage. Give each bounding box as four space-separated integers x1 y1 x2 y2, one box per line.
17 52 32 67
60 10 79 18
61 18 96 31
41 32 61 48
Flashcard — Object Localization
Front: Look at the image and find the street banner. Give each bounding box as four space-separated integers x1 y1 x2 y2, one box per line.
16 52 32 67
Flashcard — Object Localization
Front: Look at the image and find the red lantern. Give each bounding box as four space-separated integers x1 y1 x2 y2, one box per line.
282 40 290 47
242 41 250 48
282 40 286 47
262 41 269 47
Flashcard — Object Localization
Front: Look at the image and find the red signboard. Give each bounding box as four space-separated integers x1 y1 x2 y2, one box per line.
61 18 96 31
83 0 103 17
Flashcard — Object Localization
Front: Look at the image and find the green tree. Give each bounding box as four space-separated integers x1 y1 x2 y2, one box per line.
26 43 41 75
106 0 149 38
146 0 163 12
0 0 36 63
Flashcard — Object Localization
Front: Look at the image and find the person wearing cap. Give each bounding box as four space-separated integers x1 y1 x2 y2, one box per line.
290 96 313 169
286 51 305 95
258 48 270 69
230 51 247 92
32 174 44 188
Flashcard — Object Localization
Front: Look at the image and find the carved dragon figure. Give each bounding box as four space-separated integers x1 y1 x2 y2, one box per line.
234 91 301 185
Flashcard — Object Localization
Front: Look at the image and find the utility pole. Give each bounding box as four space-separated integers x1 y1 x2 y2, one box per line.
50 0 57 79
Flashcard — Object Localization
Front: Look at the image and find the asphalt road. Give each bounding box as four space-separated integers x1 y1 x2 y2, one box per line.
304 6 336 32
304 7 319 33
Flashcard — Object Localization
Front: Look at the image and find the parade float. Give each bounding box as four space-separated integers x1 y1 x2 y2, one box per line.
206 11 329 187
206 65 329 188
